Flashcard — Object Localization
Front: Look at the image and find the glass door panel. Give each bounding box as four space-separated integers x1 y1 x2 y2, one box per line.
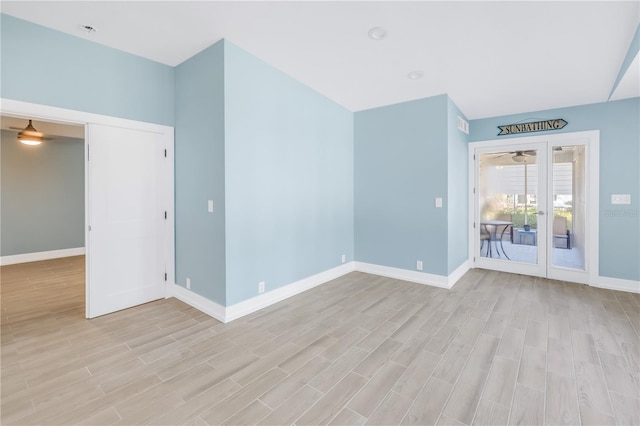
552 145 585 270
475 144 547 278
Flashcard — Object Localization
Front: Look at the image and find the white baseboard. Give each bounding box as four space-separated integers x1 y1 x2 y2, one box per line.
225 262 356 322
169 262 356 323
593 275 640 294
169 283 226 323
0 247 85 266
447 261 471 287
168 260 472 323
353 261 469 289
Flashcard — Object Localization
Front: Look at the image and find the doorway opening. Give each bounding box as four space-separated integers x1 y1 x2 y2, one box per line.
1 115 86 317
2 101 175 320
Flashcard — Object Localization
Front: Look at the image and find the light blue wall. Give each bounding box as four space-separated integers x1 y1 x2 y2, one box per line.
8 10 635 304
224 41 354 305
1 14 174 126
470 98 640 281
1 130 84 256
174 41 226 305
354 95 449 276
447 99 469 274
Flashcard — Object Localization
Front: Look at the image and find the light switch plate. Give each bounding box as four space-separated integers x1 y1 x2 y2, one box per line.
611 194 631 205
435 197 443 208
208 200 214 212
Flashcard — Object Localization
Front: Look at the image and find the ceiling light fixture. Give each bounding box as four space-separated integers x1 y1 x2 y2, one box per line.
81 25 97 34
367 27 386 40
407 71 424 80
17 120 43 146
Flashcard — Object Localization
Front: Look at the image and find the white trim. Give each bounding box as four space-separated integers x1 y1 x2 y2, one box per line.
447 261 471 286
586 134 600 284
169 262 356 323
353 261 468 289
169 284 226 323
160 129 175 298
225 262 356 322
468 130 599 150
593 276 640 294
468 146 476 267
84 125 91 318
1 99 173 134
0 247 85 266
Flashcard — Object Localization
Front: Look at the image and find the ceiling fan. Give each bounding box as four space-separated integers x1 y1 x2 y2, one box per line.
9 120 55 145
491 150 537 162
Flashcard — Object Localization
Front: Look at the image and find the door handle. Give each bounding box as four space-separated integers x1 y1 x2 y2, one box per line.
536 211 545 215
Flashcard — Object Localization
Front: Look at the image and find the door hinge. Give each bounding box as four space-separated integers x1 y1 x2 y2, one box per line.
473 154 476 160
473 256 476 262
473 222 476 229
473 187 476 194
87 145 90 161
164 149 167 158
164 211 167 219
164 273 167 281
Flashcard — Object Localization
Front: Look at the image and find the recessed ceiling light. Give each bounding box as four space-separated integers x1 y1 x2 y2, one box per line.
368 27 386 40
80 25 97 34
407 71 424 80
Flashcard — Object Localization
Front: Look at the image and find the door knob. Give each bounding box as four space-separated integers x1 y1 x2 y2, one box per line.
537 210 545 215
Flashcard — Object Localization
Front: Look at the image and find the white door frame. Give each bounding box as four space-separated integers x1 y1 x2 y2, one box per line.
1 98 175 318
468 130 600 285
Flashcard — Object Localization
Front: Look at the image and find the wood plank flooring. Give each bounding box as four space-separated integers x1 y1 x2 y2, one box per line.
2 256 639 425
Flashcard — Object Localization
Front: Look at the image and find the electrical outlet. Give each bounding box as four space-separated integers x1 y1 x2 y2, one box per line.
258 281 265 294
341 254 346 263
416 260 423 271
186 278 191 290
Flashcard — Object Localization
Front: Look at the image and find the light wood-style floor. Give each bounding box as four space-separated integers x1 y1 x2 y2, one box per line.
2 256 639 425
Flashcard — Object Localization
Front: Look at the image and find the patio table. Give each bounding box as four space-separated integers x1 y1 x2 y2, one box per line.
480 220 512 260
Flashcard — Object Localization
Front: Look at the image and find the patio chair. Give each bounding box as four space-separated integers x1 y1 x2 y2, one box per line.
553 216 571 249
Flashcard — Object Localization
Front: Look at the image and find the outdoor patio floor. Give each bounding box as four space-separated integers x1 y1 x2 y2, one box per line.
481 240 585 270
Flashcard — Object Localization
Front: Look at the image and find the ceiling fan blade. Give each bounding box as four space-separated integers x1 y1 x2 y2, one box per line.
523 150 537 156
8 126 24 130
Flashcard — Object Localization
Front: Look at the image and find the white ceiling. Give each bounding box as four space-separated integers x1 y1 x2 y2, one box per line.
2 1 639 119
1 115 84 139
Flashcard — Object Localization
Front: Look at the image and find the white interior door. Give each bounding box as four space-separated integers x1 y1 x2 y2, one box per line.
87 124 167 318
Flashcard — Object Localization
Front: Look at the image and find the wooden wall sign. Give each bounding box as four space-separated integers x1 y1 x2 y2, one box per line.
498 119 567 136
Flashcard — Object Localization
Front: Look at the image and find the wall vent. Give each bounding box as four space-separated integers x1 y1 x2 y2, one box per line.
457 116 469 134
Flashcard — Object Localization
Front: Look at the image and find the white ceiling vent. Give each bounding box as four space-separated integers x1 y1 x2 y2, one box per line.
457 116 469 134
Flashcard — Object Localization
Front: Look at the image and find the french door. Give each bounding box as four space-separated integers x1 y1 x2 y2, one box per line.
469 131 599 285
